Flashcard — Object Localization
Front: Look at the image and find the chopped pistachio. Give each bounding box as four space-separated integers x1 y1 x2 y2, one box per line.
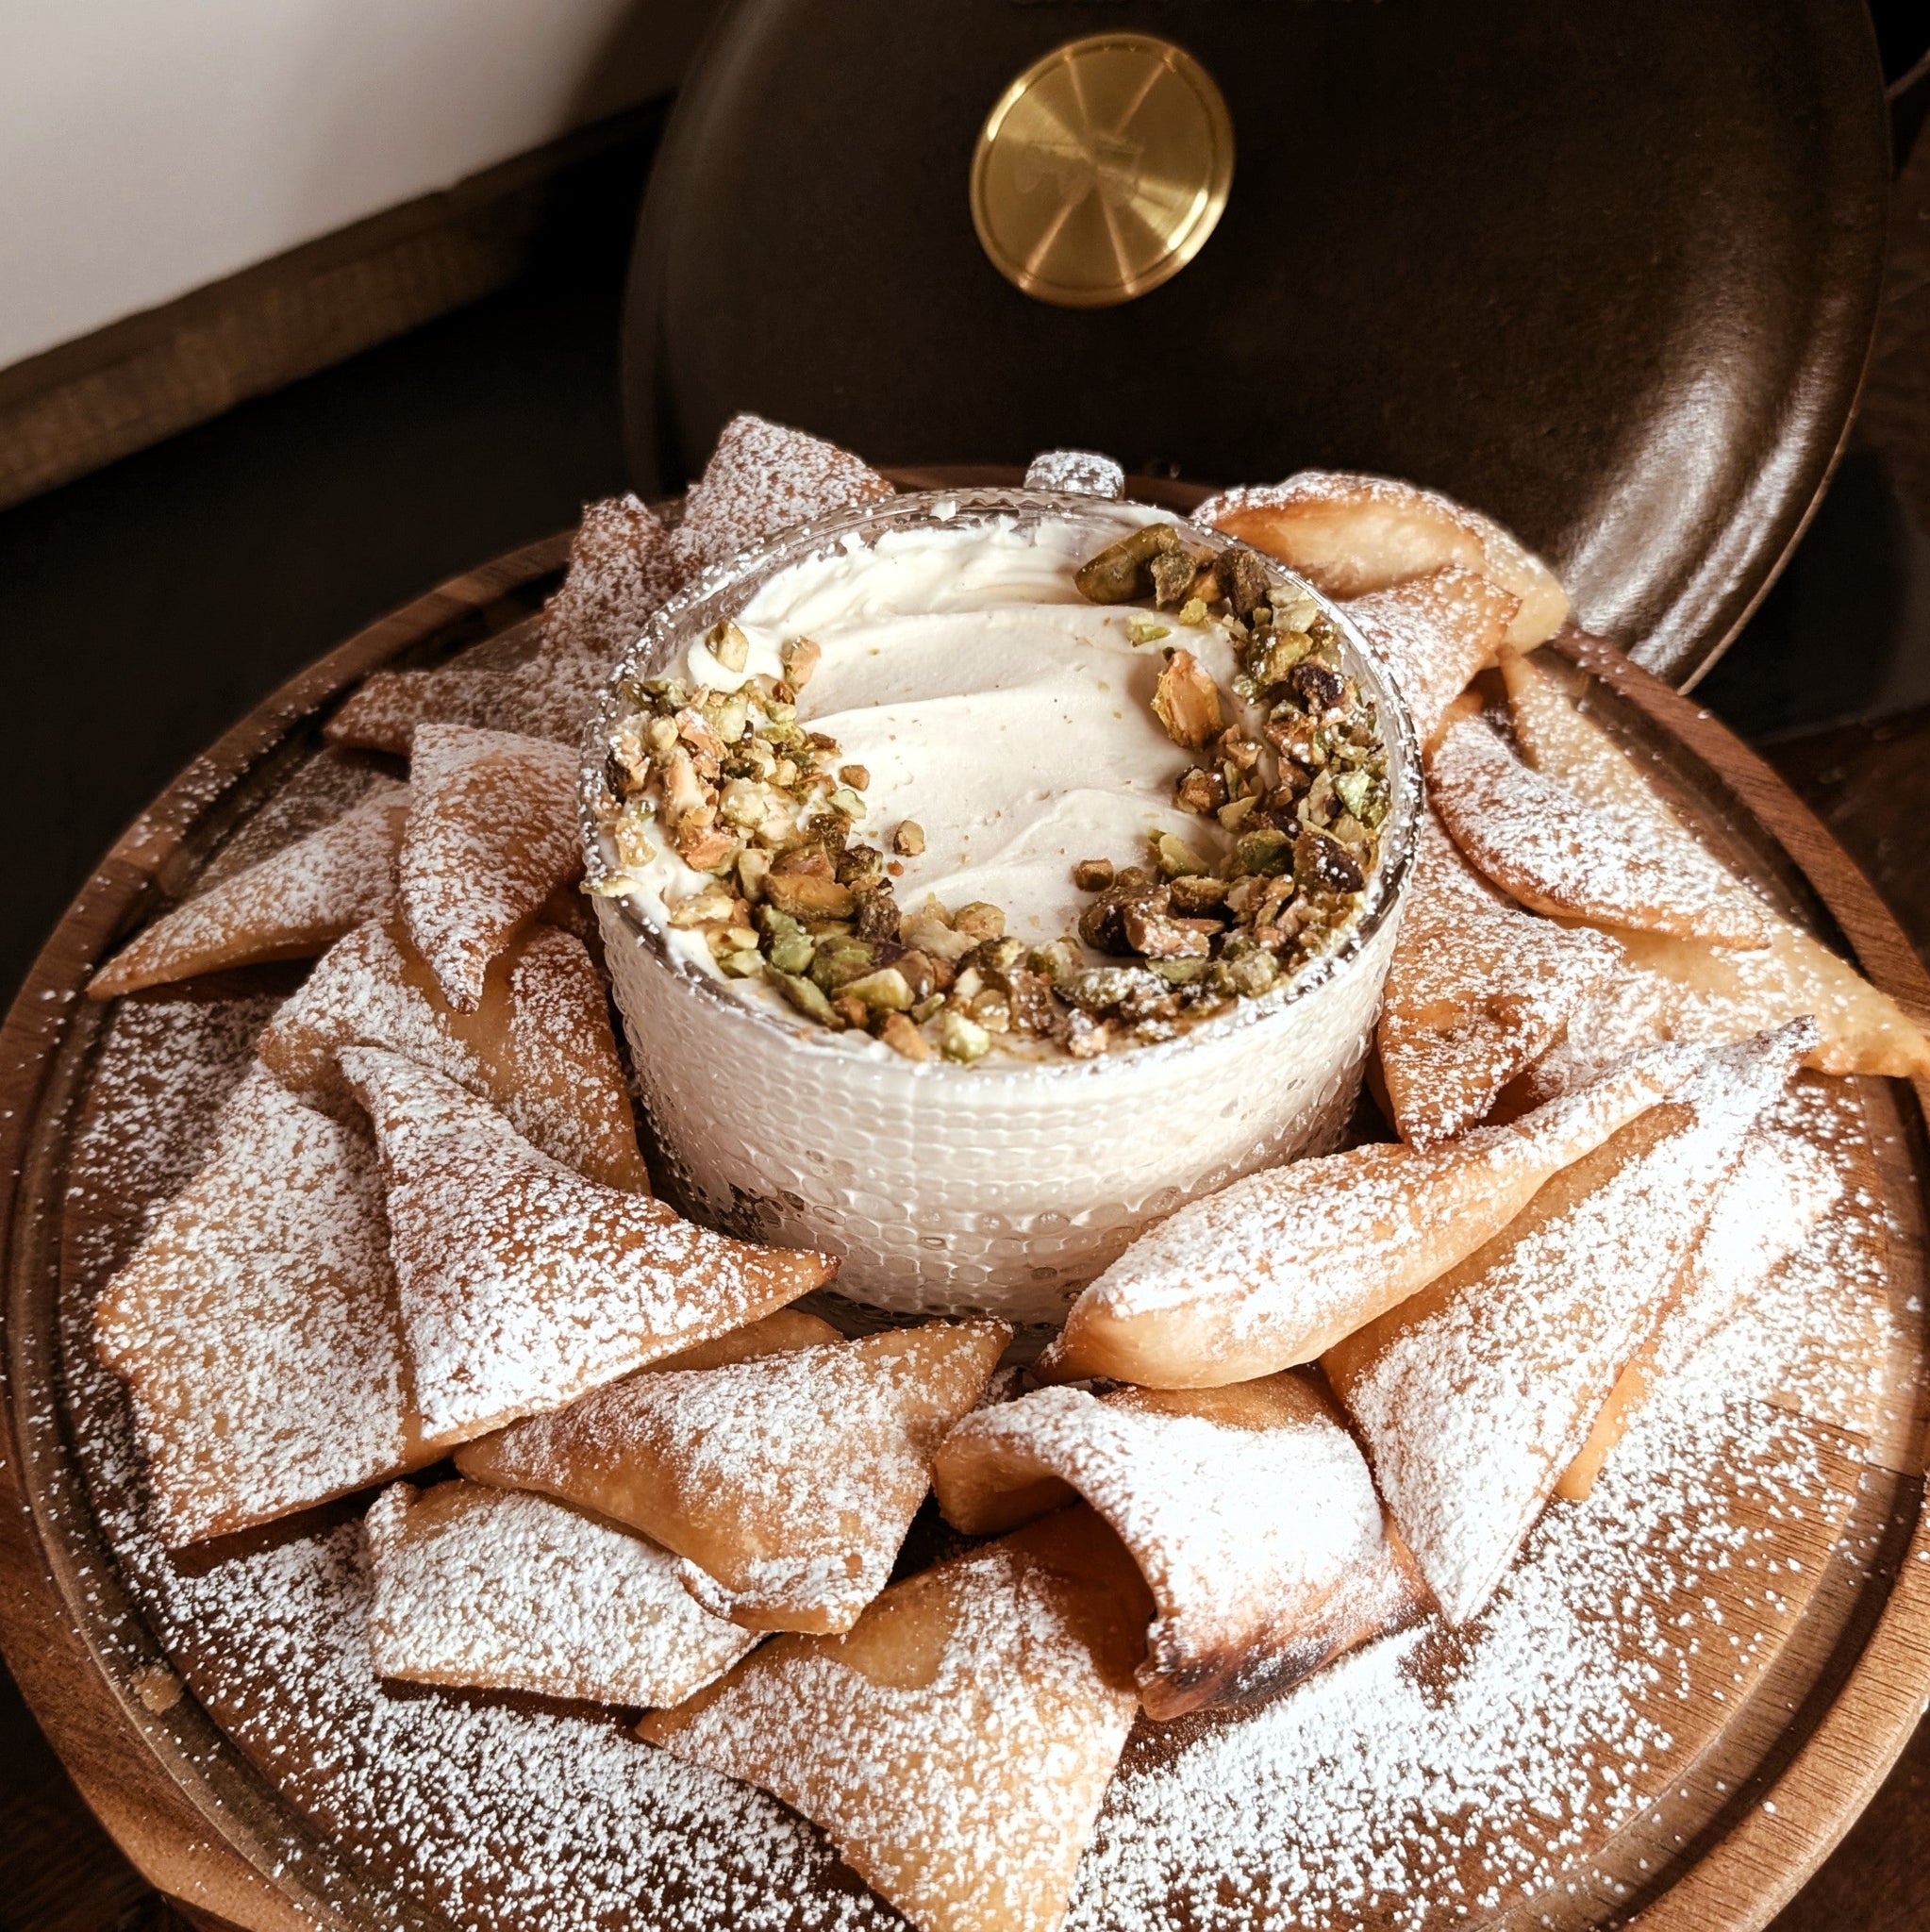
839 764 871 791
782 637 822 690
1177 596 1209 627
718 948 764 978
953 902 1006 942
1218 793 1259 832
1155 833 1208 878
612 817 657 868
893 820 926 857
1030 937 1081 985
774 971 838 1024
910 992 946 1023
1237 826 1295 876
706 620 750 673
939 1009 991 1063
1150 957 1212 985
737 848 772 901
767 930 815 974
1073 858 1115 891
1151 649 1224 749
829 786 867 819
901 910 977 962
1334 767 1377 822
832 992 869 1030
879 1011 930 1060
1128 618 1171 644
841 965 914 1011
763 873 856 920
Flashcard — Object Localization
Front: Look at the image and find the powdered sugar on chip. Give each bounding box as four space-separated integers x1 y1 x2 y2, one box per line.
91 782 407 998
1329 1025 1809 1623
258 919 650 1192
341 1045 835 1439
936 1377 1426 1718
671 415 894 575
365 1481 758 1707
1343 568 1520 744
1377 812 1621 1146
1430 714 1772 949
402 724 581 1009
460 1322 1006 1634
94 1066 425 1543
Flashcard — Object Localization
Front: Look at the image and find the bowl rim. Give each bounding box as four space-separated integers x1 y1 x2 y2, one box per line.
579 484 1422 1082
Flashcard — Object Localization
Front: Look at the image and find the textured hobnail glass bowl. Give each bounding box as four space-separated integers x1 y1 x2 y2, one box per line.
584 489 1419 1323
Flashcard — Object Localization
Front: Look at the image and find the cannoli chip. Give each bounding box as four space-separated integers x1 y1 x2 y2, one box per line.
935 1374 1427 1718
1500 645 1930 1078
1326 1024 1812 1623
1040 1046 1689 1389
328 495 681 753
1378 812 1622 1146
459 1320 1008 1633
90 782 407 998
363 1481 757 1707
1198 470 1568 645
401 724 581 1009
638 1506 1150 1932
1429 713 1772 948
340 1045 836 1441
1342 567 1521 745
94 1068 438 1543
670 413 894 575
258 919 650 1192
1557 1128 1842 1499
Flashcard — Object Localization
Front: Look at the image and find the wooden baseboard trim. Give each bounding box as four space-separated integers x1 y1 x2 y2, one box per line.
0 99 666 514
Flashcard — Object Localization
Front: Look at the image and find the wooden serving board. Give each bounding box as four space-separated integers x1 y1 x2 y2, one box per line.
4 483 1930 1932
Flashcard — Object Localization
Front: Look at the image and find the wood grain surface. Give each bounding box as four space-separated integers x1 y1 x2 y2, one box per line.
5 493 1930 1932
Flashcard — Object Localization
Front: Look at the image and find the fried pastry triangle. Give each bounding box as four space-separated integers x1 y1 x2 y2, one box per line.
1324 1023 1811 1622
458 1320 1007 1633
1378 812 1622 1146
1038 1046 1688 1389
934 1374 1428 1719
401 724 581 1009
94 1068 442 1544
1429 713 1772 948
363 1481 758 1707
638 1505 1150 1932
1556 1127 1840 1500
1341 567 1522 746
257 918 650 1192
1197 470 1569 645
668 413 894 575
339 1046 836 1440
328 495 681 753
1500 644 1930 1078
90 782 407 998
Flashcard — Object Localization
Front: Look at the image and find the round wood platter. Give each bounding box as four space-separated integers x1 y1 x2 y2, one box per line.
5 475 1930 1932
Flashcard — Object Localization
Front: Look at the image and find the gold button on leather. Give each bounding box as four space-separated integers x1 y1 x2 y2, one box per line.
970 32 1235 309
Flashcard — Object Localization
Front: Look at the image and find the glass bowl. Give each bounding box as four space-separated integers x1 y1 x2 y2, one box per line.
583 487 1419 1323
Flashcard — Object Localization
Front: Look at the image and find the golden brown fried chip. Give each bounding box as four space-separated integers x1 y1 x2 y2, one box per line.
401 724 581 1010
363 1480 758 1707
1555 1128 1839 1500
1500 644 1930 1078
89 782 407 998
1325 1024 1810 1623
1198 470 1568 645
638 1506 1151 1932
257 918 651 1192
459 1321 1007 1633
340 1045 836 1441
94 1069 443 1544
1429 713 1772 948
1342 567 1521 745
934 1374 1428 1719
1377 812 1622 1146
1037 1047 1688 1389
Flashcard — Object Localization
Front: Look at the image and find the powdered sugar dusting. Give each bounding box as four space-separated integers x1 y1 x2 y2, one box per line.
365 1481 758 1707
1378 812 1621 1147
464 1324 1005 1633
341 1045 832 1438
1429 715 1770 949
91 781 406 997
401 724 580 1009
1343 568 1519 744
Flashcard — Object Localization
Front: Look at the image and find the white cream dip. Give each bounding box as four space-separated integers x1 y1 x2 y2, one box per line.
619 511 1244 996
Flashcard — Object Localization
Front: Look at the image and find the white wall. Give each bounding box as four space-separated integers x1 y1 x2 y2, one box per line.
0 0 713 373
